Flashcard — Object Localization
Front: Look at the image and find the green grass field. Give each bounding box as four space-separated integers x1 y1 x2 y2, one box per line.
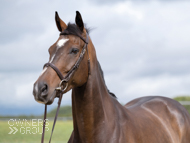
0 120 73 143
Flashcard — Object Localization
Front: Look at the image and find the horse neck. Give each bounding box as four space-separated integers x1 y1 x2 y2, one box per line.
71 41 117 142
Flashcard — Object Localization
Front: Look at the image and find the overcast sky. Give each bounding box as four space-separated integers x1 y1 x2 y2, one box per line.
1 0 190 115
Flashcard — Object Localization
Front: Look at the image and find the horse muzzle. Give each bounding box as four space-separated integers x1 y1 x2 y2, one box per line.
33 81 49 104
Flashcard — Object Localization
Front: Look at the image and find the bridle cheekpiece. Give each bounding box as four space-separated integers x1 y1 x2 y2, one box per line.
43 33 90 93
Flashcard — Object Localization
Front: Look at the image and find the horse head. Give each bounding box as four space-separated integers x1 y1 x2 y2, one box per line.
33 11 90 105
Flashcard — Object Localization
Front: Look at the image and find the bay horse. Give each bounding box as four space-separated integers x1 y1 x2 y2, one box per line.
33 11 190 143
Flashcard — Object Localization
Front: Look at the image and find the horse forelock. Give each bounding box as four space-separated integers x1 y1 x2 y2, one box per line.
60 23 90 37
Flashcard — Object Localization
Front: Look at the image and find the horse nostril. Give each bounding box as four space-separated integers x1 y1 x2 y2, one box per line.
41 83 48 97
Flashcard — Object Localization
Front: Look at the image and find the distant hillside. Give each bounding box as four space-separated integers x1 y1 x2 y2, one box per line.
0 106 72 120
1 96 190 119
173 96 190 101
174 96 190 114
48 105 72 117
50 96 190 116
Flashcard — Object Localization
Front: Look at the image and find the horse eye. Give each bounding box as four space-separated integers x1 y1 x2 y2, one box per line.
71 48 79 54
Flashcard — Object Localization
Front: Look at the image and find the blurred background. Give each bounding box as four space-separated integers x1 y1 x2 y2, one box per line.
1 0 190 142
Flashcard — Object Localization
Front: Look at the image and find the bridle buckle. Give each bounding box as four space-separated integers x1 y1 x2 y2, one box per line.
55 80 68 92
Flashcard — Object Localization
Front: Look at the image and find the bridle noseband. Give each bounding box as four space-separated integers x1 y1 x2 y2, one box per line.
41 34 90 143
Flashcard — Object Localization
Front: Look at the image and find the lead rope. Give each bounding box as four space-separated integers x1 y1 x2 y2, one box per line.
49 93 63 143
41 104 47 143
41 92 63 143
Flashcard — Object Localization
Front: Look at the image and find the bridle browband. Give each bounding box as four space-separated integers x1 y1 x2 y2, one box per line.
41 33 90 143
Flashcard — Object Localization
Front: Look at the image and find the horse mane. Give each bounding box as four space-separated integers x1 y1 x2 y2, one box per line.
61 23 116 99
97 61 117 98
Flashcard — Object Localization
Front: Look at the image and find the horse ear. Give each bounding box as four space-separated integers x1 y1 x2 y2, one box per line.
55 11 67 32
75 11 84 32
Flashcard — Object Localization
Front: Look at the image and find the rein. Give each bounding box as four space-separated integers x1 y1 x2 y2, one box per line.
41 34 90 143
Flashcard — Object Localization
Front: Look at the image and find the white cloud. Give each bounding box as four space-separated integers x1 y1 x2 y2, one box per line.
0 72 72 105
106 73 190 104
113 2 144 20
1 0 190 115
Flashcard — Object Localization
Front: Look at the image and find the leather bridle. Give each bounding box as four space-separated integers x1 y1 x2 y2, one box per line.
41 33 90 143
